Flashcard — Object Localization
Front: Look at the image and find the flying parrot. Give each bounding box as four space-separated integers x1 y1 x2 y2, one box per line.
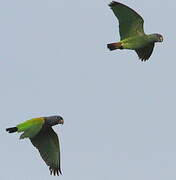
6 115 64 176
107 1 163 61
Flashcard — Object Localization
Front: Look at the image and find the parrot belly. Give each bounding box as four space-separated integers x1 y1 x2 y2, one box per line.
121 35 149 50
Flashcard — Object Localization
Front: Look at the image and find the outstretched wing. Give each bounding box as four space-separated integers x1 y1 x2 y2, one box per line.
109 1 144 40
30 127 62 176
135 43 155 61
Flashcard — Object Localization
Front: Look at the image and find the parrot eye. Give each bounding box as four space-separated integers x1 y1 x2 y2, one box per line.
56 116 64 124
57 116 62 120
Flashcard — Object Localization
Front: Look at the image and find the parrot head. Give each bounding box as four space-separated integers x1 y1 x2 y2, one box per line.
45 115 64 126
155 34 163 42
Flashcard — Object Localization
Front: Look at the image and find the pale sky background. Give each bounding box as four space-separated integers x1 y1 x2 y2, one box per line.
0 0 175 179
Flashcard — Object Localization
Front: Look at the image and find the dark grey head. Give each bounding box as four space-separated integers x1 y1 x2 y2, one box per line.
154 33 163 42
45 115 64 127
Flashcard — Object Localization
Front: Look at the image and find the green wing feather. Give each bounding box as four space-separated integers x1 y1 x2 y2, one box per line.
135 43 154 61
30 127 61 176
17 118 45 139
109 1 144 40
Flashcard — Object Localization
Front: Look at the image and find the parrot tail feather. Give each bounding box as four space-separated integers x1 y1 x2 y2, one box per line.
6 127 18 133
107 42 123 51
49 167 62 176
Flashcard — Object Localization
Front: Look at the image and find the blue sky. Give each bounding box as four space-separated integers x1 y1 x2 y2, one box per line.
1 0 175 179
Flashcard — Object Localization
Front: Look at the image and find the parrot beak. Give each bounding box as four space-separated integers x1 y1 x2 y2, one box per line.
60 118 64 125
159 36 163 42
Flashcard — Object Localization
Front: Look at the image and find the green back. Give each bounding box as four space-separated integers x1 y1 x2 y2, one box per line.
17 118 45 139
109 2 144 40
30 127 61 176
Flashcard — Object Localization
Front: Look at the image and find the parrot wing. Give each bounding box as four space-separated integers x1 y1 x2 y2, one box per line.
17 117 45 139
19 123 43 139
30 127 61 176
109 1 144 40
135 42 155 61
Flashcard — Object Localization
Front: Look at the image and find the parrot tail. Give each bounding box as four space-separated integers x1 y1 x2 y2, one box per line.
107 42 123 51
6 127 18 133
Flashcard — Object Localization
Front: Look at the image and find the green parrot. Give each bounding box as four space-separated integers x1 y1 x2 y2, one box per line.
6 115 64 176
107 1 163 61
